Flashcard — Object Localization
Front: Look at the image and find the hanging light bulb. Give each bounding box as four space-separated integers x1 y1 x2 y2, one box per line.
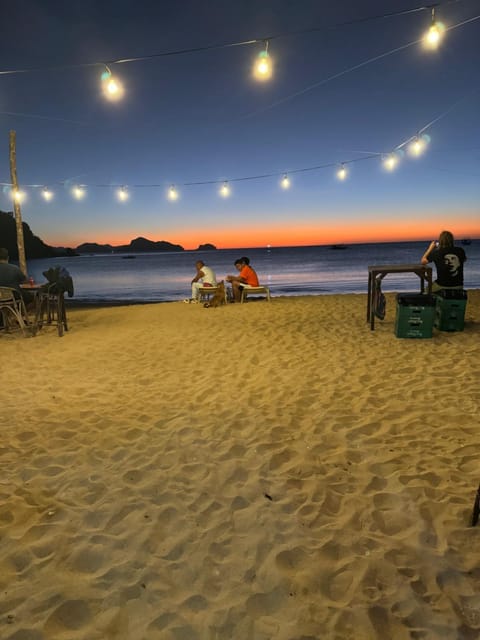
13 189 25 203
383 153 399 172
219 181 230 198
253 40 273 81
408 136 427 157
280 174 290 189
336 164 348 181
117 186 129 202
42 187 53 201
423 8 445 49
168 185 179 201
72 185 85 200
101 65 124 101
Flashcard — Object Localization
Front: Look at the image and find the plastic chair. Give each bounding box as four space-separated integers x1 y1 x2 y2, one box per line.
240 285 271 303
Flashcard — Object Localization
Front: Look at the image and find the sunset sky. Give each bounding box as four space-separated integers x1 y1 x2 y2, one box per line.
1 0 479 250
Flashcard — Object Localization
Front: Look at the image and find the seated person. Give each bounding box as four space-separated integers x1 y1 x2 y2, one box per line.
226 257 259 302
186 260 217 303
0 247 27 292
421 230 466 292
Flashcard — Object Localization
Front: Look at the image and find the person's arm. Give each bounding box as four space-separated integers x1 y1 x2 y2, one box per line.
191 269 205 284
421 241 436 265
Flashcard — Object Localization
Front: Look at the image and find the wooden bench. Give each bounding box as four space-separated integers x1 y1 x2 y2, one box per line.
240 285 271 303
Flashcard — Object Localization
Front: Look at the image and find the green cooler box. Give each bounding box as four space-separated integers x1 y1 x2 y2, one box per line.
434 289 467 331
395 293 436 338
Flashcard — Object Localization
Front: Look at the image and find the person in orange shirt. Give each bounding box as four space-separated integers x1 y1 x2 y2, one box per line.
226 257 259 302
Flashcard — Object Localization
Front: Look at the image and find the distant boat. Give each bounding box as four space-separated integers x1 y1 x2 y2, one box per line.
461 239 472 246
121 255 137 259
330 244 348 250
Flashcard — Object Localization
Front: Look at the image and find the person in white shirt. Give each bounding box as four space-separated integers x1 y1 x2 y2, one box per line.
186 260 217 303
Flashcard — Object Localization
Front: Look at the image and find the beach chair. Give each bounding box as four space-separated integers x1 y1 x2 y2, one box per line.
0 287 30 336
199 284 227 304
240 285 271 303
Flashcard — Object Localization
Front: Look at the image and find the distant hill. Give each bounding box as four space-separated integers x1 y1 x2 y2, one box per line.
76 236 184 254
1 210 211 258
0 210 76 259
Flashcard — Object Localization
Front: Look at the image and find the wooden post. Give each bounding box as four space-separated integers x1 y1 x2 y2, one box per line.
9 130 28 276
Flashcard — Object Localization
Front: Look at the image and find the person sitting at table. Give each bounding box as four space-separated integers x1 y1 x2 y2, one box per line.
226 257 259 302
0 247 28 293
185 260 217 303
421 230 466 292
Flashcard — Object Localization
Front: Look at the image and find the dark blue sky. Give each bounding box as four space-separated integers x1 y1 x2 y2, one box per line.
1 0 479 248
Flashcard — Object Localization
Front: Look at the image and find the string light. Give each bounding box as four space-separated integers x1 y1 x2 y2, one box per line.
219 182 230 197
42 187 53 201
168 185 179 201
13 189 25 203
336 164 348 180
253 40 273 81
72 185 85 199
408 135 426 156
280 174 291 189
382 153 399 171
117 186 129 201
423 8 446 49
101 65 124 101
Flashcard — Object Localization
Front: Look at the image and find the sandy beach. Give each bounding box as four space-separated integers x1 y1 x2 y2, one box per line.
1 291 479 640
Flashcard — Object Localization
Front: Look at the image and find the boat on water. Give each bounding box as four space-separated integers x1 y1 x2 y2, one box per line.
461 239 472 246
121 255 137 259
330 244 348 250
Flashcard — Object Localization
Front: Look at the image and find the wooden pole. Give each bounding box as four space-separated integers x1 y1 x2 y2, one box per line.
9 130 28 276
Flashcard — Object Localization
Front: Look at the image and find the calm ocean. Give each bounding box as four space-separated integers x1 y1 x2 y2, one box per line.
27 241 480 304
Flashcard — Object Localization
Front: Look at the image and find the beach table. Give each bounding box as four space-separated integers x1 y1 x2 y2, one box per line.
367 264 433 330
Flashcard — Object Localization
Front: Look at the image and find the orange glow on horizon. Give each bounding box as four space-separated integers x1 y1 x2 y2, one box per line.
47 217 480 251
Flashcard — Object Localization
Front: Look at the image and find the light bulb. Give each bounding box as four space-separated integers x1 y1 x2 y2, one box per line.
42 187 53 201
168 185 178 201
280 174 290 189
337 165 347 180
72 185 85 200
117 186 129 202
423 9 445 49
408 137 426 157
219 182 230 197
253 43 273 81
383 154 398 172
101 66 124 101
13 189 25 203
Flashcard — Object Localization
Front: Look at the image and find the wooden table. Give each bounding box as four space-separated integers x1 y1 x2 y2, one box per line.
367 264 433 330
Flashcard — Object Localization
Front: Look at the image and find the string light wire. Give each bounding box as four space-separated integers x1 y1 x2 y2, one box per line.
0 1 475 77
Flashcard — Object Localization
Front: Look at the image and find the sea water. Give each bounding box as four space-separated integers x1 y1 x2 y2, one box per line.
26 241 480 304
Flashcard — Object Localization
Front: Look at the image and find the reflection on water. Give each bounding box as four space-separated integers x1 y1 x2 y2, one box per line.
26 242 480 303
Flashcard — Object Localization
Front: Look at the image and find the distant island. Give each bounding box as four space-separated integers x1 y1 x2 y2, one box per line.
0 210 216 258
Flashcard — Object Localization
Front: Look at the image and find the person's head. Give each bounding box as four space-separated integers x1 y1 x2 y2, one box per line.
234 259 243 271
438 230 454 249
0 248 9 263
195 260 205 270
240 256 250 265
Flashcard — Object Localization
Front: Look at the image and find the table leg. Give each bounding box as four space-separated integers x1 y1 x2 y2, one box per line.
367 272 372 322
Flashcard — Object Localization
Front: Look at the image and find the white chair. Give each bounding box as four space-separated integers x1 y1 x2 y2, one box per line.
198 284 227 304
240 285 271 303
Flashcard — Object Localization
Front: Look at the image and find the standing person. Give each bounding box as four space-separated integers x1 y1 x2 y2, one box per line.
421 230 466 291
0 247 27 292
185 260 217 303
226 257 259 302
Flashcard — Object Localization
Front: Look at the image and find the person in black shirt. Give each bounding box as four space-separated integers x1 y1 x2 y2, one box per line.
421 230 466 291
